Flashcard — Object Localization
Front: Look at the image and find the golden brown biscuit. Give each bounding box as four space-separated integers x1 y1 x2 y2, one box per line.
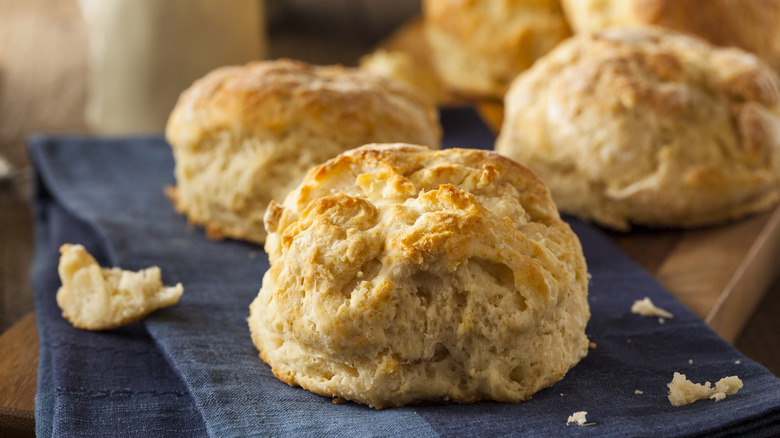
561 0 780 73
496 26 780 230
359 49 449 105
423 0 571 100
360 17 455 105
249 143 590 409
166 59 442 244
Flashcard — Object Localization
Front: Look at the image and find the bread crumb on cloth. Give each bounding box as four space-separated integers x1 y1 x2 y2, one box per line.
667 372 743 406
567 411 593 426
631 297 673 319
56 244 183 330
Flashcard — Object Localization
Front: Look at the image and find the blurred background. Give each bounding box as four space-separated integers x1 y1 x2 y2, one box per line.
0 0 778 377
0 0 419 331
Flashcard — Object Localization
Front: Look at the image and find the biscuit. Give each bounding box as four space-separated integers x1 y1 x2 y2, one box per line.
495 26 780 230
423 0 571 100
561 0 780 72
56 244 183 331
166 59 441 244
248 144 590 408
359 49 449 105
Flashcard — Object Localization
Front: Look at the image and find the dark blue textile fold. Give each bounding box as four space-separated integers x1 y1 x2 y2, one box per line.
31 168 207 437
30 108 780 437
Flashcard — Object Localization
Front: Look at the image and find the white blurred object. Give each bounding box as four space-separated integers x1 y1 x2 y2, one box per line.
77 0 267 135
0 154 13 182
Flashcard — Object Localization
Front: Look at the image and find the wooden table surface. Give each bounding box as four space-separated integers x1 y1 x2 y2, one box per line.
1 1 779 436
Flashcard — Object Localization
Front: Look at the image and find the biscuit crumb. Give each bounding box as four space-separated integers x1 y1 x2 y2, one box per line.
589 342 597 349
56 244 183 330
667 372 743 406
632 297 673 319
711 392 726 402
689 359 694 365
567 411 592 426
735 360 741 365
634 390 643 395
332 397 347 405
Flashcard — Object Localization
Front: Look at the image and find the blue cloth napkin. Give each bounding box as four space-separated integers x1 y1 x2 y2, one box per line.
30 108 780 437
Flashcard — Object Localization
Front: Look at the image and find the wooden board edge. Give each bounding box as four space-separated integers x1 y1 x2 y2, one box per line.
0 405 34 438
0 312 38 426
706 205 780 342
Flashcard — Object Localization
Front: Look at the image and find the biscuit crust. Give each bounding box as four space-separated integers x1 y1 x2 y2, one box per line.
249 144 590 408
424 0 571 100
496 27 780 230
562 0 780 72
166 59 441 244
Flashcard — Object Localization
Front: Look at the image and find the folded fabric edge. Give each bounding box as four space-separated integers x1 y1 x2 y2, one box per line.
688 407 780 438
26 138 209 436
27 135 160 269
30 184 56 438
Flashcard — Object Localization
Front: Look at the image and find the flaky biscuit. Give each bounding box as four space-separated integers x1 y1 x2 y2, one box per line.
423 0 571 100
166 59 441 244
359 49 449 105
495 26 780 230
561 0 780 72
249 144 590 409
